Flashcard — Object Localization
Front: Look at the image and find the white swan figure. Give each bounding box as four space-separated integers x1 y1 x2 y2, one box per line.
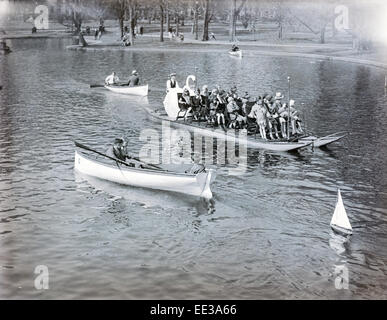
164 75 196 119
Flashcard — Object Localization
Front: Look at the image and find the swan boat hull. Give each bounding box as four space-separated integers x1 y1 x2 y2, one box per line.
145 107 312 152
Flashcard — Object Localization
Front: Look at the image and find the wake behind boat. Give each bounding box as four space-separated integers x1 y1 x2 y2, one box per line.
74 141 215 199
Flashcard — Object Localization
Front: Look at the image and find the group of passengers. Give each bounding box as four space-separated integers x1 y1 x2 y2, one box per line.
169 75 303 140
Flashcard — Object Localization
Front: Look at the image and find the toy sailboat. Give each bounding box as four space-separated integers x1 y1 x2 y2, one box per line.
330 189 353 235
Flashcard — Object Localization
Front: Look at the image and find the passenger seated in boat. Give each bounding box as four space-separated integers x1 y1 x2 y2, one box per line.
231 44 240 52
177 88 192 120
278 100 303 135
227 97 246 129
207 102 217 124
105 72 120 85
201 85 210 116
215 91 227 127
166 73 179 92
127 70 140 87
264 93 282 139
191 88 203 120
248 99 268 140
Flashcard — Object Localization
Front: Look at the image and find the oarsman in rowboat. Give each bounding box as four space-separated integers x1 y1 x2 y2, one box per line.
231 44 240 52
105 72 120 85
166 73 179 92
127 70 140 87
106 138 144 168
106 138 128 162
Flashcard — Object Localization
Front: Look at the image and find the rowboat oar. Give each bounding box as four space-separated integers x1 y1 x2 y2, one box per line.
90 84 105 88
73 141 161 170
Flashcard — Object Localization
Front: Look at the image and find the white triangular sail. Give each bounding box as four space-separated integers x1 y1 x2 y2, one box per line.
330 189 352 232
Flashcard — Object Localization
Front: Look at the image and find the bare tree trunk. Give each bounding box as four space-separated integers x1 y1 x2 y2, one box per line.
320 26 325 44
230 0 237 42
202 0 210 41
176 13 179 35
129 1 134 45
166 0 170 32
160 3 164 42
194 1 199 40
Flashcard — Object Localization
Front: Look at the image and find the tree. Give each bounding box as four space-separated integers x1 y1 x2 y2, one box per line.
159 0 165 42
230 0 247 42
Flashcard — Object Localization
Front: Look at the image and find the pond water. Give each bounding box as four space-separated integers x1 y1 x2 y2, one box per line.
1 38 387 299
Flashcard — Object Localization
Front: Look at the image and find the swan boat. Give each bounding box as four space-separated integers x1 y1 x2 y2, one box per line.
145 75 347 152
74 150 215 199
104 83 148 96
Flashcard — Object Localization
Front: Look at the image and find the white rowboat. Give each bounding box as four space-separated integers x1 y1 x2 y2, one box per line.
229 50 242 58
104 84 148 96
74 151 215 199
330 189 353 235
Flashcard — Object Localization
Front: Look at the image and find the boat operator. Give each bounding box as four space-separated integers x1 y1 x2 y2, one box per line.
106 138 147 168
166 73 179 92
127 70 140 87
105 72 120 85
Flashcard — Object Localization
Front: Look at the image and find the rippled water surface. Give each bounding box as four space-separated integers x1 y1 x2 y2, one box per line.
1 38 387 299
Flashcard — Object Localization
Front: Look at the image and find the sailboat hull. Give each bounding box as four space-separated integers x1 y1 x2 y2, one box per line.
331 224 353 236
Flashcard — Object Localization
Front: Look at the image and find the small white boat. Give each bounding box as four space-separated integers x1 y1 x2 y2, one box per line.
104 84 148 96
74 150 215 199
330 189 353 235
229 50 242 58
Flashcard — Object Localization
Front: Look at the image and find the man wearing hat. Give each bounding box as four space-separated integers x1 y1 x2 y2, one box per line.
106 138 128 162
166 73 179 91
127 70 140 87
